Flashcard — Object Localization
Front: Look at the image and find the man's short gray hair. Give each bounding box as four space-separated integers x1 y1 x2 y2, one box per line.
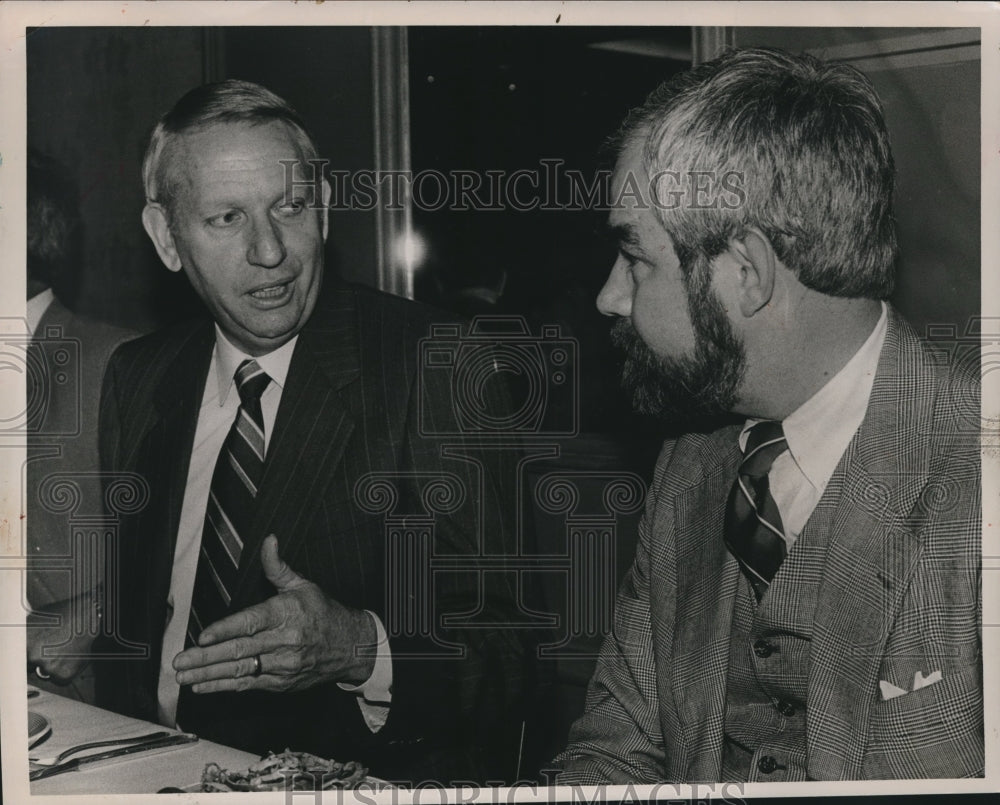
613 47 897 300
142 79 319 210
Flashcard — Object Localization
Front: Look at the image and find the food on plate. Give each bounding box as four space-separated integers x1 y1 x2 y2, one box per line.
201 749 368 791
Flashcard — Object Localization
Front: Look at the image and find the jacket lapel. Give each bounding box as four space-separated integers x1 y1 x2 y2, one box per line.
150 322 216 555
806 308 935 779
670 427 741 780
231 284 362 605
134 321 214 660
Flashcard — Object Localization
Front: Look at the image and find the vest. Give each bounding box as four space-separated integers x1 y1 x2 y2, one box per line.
720 465 848 782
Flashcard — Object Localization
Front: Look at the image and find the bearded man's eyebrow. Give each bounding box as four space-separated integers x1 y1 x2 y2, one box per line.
604 222 641 249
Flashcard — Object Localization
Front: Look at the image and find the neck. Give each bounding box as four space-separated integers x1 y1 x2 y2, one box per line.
735 294 882 421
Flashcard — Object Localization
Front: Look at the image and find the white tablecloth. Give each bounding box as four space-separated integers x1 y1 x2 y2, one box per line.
27 687 259 794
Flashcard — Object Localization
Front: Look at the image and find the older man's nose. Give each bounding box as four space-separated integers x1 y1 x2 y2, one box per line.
596 262 633 317
247 219 287 267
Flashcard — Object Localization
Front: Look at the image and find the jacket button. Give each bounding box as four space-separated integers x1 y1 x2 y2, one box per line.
776 700 796 717
752 639 775 658
757 755 779 775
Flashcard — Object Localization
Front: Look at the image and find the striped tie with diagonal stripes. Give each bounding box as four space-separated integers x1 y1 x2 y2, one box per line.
186 358 271 646
724 420 789 602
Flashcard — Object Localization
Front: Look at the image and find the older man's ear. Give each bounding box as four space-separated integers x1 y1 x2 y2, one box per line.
320 178 331 243
142 203 183 273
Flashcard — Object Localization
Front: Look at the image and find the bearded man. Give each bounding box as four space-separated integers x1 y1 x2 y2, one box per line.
555 47 982 782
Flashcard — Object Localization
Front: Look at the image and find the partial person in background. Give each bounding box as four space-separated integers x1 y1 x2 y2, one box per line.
25 148 138 701
446 267 508 318
556 47 982 782
94 80 529 783
418 223 510 319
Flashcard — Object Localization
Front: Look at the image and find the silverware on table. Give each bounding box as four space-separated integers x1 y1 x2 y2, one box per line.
30 730 171 766
29 732 199 782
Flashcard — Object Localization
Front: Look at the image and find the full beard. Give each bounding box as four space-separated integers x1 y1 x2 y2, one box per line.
610 257 746 428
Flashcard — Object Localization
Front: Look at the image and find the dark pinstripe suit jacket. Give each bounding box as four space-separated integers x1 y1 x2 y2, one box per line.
95 280 529 783
557 307 983 781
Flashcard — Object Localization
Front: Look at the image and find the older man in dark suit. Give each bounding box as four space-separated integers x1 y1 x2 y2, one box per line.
94 80 528 783
556 48 982 781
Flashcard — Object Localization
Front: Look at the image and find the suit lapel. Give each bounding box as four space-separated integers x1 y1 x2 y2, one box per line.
806 308 934 779
129 322 214 658
231 284 362 605
150 322 216 554
670 428 741 780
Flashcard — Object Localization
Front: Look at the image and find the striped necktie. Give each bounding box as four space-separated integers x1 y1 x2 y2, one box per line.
186 359 271 645
724 420 789 601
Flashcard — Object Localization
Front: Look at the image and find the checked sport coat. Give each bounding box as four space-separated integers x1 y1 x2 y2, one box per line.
557 307 983 782
95 278 531 783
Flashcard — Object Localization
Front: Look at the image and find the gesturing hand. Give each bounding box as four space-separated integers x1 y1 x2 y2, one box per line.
173 535 377 694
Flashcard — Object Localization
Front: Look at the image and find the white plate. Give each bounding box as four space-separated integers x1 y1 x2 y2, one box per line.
28 711 51 749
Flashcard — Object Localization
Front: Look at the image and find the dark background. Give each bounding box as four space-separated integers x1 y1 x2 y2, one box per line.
408 26 690 435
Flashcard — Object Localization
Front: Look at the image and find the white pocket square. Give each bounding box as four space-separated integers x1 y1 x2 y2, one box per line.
879 670 943 700
913 669 943 691
879 680 907 700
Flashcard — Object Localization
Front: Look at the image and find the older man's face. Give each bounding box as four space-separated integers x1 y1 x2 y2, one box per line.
158 120 326 356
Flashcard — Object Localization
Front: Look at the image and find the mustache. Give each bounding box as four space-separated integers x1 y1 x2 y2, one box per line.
609 316 631 347
608 316 674 412
610 318 670 381
609 316 644 355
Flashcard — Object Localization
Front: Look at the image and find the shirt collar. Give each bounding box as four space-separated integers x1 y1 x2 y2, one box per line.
26 289 56 336
741 301 888 491
212 326 298 407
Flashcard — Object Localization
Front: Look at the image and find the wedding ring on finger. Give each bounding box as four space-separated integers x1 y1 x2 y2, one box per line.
251 655 263 677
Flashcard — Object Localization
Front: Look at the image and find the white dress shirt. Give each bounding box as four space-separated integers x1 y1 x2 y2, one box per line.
739 302 888 546
26 288 56 335
157 328 392 731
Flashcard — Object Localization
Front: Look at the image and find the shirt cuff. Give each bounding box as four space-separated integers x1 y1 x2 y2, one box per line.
337 610 392 732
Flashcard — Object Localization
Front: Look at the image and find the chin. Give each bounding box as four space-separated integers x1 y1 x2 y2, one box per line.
246 307 305 337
